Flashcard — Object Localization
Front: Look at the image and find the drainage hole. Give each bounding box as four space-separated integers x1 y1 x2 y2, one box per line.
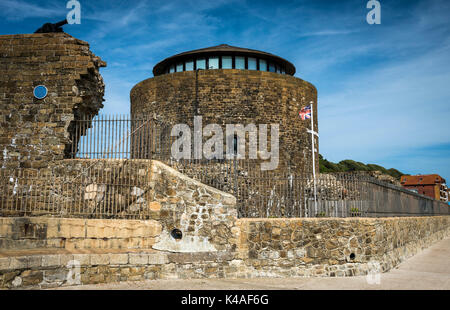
171 228 183 240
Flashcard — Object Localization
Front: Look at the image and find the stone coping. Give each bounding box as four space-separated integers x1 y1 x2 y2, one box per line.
237 215 450 222
0 248 161 258
0 251 171 271
0 250 235 272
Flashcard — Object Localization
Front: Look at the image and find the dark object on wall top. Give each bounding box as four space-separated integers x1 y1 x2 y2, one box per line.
34 19 68 33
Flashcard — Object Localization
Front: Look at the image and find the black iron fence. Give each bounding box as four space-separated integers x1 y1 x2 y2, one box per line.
0 160 153 219
167 159 449 218
66 114 173 160
0 114 448 219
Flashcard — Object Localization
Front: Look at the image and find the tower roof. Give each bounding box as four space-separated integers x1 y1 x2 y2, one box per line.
152 44 296 76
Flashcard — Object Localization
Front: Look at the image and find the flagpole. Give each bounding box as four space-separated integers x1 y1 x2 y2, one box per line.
310 101 318 216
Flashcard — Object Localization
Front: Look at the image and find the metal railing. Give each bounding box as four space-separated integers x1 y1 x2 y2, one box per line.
66 114 173 160
1 162 447 219
167 159 449 218
0 160 153 219
0 114 448 219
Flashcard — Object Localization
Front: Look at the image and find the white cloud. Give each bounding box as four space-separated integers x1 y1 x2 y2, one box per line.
296 30 359 38
318 41 450 166
0 0 64 20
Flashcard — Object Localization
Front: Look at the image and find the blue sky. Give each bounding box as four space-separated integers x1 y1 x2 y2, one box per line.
1 0 449 181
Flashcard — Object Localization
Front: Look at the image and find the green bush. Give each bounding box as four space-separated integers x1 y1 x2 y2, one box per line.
319 154 404 180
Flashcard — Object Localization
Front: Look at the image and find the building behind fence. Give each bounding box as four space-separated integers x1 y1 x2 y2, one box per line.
1 114 449 219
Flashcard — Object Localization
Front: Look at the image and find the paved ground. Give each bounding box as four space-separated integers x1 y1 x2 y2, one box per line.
53 237 450 290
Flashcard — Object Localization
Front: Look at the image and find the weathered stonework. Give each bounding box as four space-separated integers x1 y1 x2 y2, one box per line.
233 216 450 276
150 160 237 252
0 217 161 251
130 69 318 174
0 33 106 170
1 33 449 291
0 159 238 253
48 159 238 252
1 216 449 289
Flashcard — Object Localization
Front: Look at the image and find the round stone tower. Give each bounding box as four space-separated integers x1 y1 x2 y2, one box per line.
130 44 318 174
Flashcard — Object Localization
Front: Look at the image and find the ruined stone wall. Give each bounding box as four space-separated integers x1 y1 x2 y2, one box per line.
0 33 106 170
130 69 318 174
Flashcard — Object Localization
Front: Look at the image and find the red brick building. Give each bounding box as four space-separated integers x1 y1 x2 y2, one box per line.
400 174 448 202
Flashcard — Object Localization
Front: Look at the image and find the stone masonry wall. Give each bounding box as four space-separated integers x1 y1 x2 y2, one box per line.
0 159 238 253
50 159 239 252
0 33 106 170
0 217 161 251
130 69 318 174
234 216 450 277
1 215 449 288
149 160 238 252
